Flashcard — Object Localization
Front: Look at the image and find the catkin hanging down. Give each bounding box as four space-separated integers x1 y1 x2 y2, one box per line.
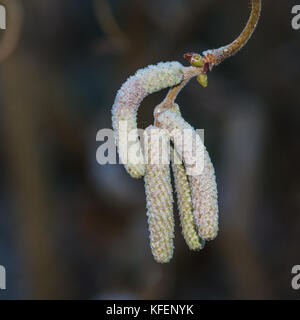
171 147 205 250
143 125 175 263
108 0 262 263
157 110 219 241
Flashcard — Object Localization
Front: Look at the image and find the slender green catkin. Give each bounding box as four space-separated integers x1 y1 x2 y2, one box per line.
171 147 205 250
157 110 219 241
112 62 184 179
143 125 174 263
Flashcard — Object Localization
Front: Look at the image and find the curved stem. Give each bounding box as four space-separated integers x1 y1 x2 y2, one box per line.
203 0 261 66
154 66 202 124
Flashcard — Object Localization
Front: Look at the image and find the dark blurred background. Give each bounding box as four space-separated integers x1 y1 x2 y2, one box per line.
0 0 299 299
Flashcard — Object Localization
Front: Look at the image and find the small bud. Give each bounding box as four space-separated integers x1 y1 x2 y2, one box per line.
197 73 208 87
190 54 205 68
184 52 204 68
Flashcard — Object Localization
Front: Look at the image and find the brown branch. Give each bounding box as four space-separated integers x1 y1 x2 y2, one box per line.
159 0 262 123
154 66 202 125
204 0 262 66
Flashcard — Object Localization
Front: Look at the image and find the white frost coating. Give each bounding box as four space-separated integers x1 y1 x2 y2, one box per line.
136 62 183 94
158 110 219 241
112 62 184 178
144 126 174 263
117 115 146 179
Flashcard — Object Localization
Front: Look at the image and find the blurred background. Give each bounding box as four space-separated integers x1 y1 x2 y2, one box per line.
0 0 299 299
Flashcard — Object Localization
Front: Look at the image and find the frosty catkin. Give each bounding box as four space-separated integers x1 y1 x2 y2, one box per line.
157 110 219 241
189 160 219 240
109 0 261 262
112 62 184 178
143 125 175 263
168 104 204 249
171 147 205 250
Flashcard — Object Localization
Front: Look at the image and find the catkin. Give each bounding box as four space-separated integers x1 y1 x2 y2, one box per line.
171 147 205 250
189 156 219 240
112 62 184 178
157 110 219 241
143 125 175 263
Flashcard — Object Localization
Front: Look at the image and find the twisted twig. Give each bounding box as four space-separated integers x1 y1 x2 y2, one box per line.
154 66 202 123
205 0 262 66
155 0 262 123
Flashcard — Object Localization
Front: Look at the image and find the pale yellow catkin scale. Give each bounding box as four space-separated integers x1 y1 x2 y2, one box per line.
143 126 175 263
157 110 219 241
171 148 205 250
112 62 184 179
